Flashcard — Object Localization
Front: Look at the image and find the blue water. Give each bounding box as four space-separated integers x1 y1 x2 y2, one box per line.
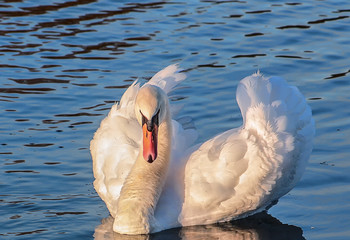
1 0 349 239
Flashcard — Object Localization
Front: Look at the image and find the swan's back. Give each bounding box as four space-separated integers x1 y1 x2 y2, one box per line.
180 73 315 226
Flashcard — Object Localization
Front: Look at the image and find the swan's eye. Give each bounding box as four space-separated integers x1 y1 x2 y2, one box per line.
140 110 148 126
153 109 160 126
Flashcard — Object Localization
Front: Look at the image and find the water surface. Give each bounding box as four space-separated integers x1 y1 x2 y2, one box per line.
1 0 350 239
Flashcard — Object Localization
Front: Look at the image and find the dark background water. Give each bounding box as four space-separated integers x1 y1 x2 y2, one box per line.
0 0 349 239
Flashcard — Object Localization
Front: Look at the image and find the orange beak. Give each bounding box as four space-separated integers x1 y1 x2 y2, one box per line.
142 123 158 163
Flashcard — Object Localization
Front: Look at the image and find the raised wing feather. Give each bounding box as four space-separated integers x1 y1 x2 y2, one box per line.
180 73 314 226
91 82 142 217
147 64 186 93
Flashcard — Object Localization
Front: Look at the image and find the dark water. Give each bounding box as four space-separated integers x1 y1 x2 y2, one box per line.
1 0 349 239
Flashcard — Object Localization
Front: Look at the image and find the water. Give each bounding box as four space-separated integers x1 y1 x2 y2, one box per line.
0 0 349 239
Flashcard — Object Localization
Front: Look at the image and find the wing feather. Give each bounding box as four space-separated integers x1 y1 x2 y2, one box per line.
180 72 314 226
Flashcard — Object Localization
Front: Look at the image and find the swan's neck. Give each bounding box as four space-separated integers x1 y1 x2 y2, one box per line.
113 112 172 234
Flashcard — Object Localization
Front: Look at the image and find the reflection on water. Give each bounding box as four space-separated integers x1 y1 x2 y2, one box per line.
94 212 305 240
1 0 350 239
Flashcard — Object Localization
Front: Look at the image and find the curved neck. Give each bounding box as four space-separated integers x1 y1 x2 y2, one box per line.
114 110 172 234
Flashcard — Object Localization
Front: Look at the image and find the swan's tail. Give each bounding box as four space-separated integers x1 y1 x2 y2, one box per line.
237 72 315 192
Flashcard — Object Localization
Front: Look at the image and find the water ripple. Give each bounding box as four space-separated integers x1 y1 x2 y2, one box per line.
1 0 349 239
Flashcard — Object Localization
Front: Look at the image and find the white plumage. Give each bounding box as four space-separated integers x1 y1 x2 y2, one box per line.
90 64 315 234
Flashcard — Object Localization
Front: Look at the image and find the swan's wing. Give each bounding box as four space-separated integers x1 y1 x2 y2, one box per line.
91 81 142 217
147 64 186 94
180 73 315 226
237 74 315 194
91 64 190 217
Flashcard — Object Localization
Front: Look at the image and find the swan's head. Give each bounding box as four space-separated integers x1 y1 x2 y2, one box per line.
135 84 168 163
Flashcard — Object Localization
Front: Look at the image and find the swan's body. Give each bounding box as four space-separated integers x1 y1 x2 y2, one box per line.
91 65 315 235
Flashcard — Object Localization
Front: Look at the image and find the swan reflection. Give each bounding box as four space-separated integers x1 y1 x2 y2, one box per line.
94 212 305 240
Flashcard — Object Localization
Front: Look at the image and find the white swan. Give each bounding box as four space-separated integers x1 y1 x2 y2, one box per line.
90 64 315 235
